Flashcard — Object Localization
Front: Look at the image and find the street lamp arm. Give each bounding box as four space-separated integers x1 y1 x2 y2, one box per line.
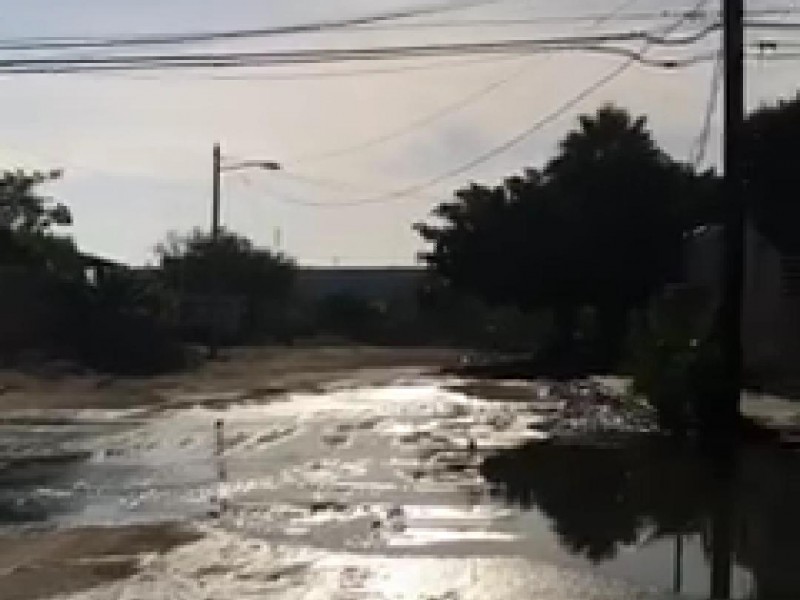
208 144 282 359
221 159 282 172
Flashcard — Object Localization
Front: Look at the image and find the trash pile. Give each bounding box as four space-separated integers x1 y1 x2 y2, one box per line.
539 380 658 440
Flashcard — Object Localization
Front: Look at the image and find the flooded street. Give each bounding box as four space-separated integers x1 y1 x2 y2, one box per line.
0 369 798 600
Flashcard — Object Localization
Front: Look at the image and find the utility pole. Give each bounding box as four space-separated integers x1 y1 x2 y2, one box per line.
721 0 745 427
209 142 222 358
207 143 281 358
212 142 222 242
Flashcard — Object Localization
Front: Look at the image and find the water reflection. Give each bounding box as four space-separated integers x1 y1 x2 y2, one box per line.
0 458 86 525
481 438 800 599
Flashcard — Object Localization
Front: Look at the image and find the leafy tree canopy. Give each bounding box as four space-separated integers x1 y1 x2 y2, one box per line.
743 92 800 252
0 169 80 272
155 228 295 301
417 105 719 318
0 169 70 233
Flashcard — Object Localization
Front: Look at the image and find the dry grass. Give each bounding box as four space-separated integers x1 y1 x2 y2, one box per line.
0 346 459 412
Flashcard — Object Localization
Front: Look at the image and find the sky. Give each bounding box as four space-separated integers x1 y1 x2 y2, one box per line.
0 0 798 266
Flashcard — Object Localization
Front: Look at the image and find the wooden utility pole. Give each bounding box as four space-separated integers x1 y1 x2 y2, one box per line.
721 0 745 426
209 142 222 358
212 142 222 241
206 144 280 358
673 534 683 595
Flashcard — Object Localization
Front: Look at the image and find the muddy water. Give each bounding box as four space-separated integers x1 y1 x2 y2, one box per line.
0 374 798 599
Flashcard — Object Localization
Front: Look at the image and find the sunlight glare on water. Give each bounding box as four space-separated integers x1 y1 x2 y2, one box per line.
6 377 798 599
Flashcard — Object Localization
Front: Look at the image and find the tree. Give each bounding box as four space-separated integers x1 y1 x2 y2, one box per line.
55 267 186 375
0 169 70 233
314 292 384 340
743 92 800 252
0 169 79 273
156 228 295 341
417 106 718 365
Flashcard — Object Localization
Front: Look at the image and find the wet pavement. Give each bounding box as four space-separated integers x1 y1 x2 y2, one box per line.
0 372 798 599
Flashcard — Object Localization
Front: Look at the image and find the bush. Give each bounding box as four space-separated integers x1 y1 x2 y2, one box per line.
76 312 187 375
628 316 727 435
52 273 188 376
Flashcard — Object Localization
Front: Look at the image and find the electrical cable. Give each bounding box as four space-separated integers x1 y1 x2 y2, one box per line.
0 0 511 51
0 49 714 75
275 170 445 201
263 62 641 208
743 19 800 29
238 0 713 208
689 54 723 167
1 7 796 53
139 56 518 80
0 26 722 75
288 57 532 163
286 0 692 165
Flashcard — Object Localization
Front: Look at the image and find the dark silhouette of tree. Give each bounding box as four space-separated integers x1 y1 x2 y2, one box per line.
157 228 293 296
58 268 184 375
743 92 800 252
0 169 80 274
417 106 719 365
156 228 295 341
482 440 715 561
0 169 183 372
482 439 800 598
314 292 385 340
0 169 70 234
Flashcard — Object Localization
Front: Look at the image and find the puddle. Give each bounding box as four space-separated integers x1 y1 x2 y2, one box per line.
0 376 797 599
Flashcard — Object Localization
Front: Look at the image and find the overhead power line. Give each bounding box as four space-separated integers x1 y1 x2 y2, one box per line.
266 62 640 208
0 26 722 75
90 56 520 81
271 9 800 31
690 55 723 167
0 0 509 51
1 7 797 53
591 0 651 27
743 19 800 30
748 51 800 60
289 57 533 164
286 0 679 165
276 170 444 201
1 46 715 75
253 0 713 208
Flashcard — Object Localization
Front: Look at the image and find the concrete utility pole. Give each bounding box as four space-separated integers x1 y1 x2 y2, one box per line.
721 0 745 425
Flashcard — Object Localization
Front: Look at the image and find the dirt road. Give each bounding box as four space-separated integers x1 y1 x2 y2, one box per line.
0 346 459 412
0 347 793 600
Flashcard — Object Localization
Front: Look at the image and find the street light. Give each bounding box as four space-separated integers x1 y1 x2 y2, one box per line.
208 142 282 358
221 159 282 173
213 143 282 240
